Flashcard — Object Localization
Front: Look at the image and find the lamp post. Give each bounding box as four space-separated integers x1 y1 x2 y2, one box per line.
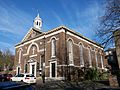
39 68 42 76
42 35 46 83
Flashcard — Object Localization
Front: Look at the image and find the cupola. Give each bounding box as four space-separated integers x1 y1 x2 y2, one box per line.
33 13 42 30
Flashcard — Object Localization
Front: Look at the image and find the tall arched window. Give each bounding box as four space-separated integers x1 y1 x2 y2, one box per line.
88 47 92 67
31 45 36 55
95 50 98 67
68 40 73 65
36 21 38 25
18 50 22 63
100 53 104 69
80 44 84 67
51 38 56 57
25 64 27 73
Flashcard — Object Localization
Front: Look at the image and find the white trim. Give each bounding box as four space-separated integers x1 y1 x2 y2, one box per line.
17 48 23 53
51 38 56 58
27 42 39 55
79 44 84 66
57 64 82 67
21 27 33 42
48 58 57 61
45 77 65 80
45 66 50 68
15 29 65 48
46 29 65 38
50 61 57 78
67 38 74 43
16 27 103 51
47 38 59 44
39 48 46 52
23 48 46 56
100 54 104 69
95 51 98 67
66 31 103 50
88 47 92 67
18 48 23 64
50 36 57 41
29 54 37 57
68 39 74 65
29 62 37 77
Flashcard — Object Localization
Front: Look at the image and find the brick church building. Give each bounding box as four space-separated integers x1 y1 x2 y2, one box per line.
15 14 107 79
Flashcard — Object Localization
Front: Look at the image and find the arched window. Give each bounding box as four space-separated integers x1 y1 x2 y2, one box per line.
100 53 104 69
36 21 38 25
95 49 98 67
88 47 92 67
18 50 22 63
31 45 36 55
68 40 73 65
80 44 84 67
51 38 56 57
25 64 27 73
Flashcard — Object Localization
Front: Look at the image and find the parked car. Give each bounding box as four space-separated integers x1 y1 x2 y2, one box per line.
0 74 13 82
11 74 24 82
23 74 36 84
0 74 3 82
11 73 36 84
5 74 13 81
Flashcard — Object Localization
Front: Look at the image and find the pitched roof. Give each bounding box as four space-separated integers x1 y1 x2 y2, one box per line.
15 25 102 48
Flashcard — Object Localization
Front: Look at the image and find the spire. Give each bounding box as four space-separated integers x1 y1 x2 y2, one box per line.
34 13 42 30
35 13 41 20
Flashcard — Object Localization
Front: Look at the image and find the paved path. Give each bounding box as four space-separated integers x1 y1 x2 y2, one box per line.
32 79 120 90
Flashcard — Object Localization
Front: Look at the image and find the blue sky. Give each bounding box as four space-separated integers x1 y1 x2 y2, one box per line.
0 0 105 54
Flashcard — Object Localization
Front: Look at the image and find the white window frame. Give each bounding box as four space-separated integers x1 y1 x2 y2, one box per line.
50 61 57 78
18 50 22 64
95 50 98 68
100 54 104 69
29 62 37 77
79 44 84 67
88 47 92 67
51 38 56 58
68 40 74 65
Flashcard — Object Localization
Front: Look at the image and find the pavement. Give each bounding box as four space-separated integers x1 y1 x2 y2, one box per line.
31 78 120 90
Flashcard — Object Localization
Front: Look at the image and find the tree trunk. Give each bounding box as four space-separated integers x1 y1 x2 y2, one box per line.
114 30 120 69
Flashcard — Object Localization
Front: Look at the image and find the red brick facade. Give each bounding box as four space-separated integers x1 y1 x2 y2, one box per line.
15 25 107 79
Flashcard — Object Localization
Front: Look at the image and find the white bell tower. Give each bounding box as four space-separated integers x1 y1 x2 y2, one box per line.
34 13 42 30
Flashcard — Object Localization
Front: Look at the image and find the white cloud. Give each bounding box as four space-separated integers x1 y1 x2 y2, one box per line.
0 2 33 54
0 41 15 54
0 3 32 36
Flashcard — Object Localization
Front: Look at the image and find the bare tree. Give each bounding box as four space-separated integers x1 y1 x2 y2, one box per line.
96 0 120 48
0 49 14 73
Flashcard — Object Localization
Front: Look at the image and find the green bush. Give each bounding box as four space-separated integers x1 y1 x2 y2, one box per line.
85 67 100 81
84 67 109 81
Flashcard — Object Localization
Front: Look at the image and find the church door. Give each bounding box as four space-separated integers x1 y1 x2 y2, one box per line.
32 64 35 75
50 61 57 77
16 66 20 75
52 63 55 77
29 62 36 77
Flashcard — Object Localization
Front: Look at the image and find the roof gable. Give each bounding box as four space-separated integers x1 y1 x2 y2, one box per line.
22 27 42 42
